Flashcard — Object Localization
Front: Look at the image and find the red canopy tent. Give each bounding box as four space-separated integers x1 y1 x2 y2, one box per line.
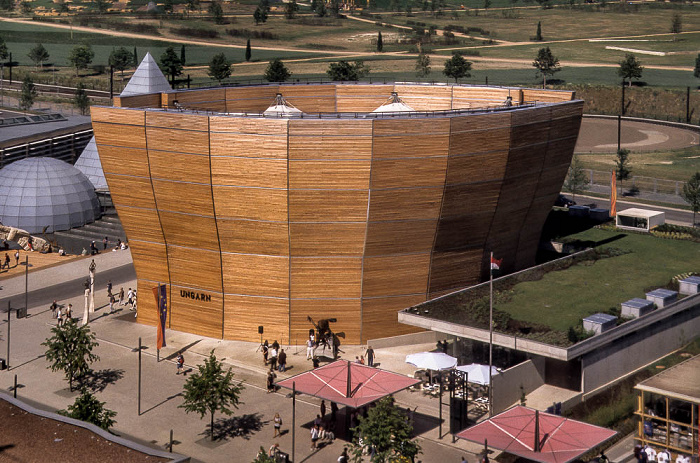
276 359 420 408
456 406 617 463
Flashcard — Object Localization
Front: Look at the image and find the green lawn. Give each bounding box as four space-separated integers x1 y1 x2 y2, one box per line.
497 227 700 333
577 147 700 182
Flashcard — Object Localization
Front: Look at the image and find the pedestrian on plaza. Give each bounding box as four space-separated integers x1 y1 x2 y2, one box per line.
355 356 361 363
278 348 287 372
50 300 58 318
273 412 283 438
310 424 320 451
320 400 326 418
103 236 109 250
330 401 338 423
338 448 349 463
56 306 63 326
14 250 19 266
107 280 113 297
65 303 72 321
2 252 9 270
109 293 116 314
366 346 375 367
269 344 278 371
359 355 365 365
262 340 269 365
268 443 280 458
267 369 277 393
306 337 315 360
176 353 185 375
127 288 134 309
118 287 125 306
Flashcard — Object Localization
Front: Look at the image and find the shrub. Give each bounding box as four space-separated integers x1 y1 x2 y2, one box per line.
171 27 218 38
226 28 278 40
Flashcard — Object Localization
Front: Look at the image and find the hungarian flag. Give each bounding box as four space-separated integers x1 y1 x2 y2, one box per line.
490 256 503 272
153 284 167 350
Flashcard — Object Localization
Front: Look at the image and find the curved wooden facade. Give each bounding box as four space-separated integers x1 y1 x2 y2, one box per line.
91 83 583 344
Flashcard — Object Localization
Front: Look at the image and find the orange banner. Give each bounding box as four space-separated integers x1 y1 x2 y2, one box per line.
610 170 617 218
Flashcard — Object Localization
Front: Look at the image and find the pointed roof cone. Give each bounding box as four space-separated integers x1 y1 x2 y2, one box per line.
263 93 303 117
120 52 172 97
372 91 415 113
74 136 108 192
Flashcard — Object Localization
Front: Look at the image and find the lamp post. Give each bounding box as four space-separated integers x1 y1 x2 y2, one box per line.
82 284 90 326
88 259 96 314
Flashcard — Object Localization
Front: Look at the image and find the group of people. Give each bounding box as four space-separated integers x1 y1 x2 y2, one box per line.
50 300 73 325
106 284 137 314
261 340 287 373
635 445 691 463
1 250 20 270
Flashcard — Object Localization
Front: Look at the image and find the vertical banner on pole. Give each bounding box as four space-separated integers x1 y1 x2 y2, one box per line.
153 284 168 350
610 170 617 218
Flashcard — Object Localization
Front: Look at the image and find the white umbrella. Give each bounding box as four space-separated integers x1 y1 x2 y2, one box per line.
405 352 457 371
456 363 500 386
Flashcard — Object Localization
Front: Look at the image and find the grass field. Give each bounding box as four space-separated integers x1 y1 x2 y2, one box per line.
496 226 700 333
577 146 700 182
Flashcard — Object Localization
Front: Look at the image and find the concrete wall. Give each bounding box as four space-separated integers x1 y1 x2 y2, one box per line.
368 330 440 349
492 357 546 413
581 303 700 393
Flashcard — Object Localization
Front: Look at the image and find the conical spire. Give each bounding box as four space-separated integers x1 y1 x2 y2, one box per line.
372 91 415 113
120 52 172 97
263 93 303 117
74 136 108 192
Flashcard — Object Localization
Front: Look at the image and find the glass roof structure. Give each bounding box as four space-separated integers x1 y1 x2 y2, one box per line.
0 157 101 234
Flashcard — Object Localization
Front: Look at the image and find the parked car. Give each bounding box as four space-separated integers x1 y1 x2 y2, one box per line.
554 194 576 207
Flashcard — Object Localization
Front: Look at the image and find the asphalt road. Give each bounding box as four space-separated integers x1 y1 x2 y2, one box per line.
574 194 695 226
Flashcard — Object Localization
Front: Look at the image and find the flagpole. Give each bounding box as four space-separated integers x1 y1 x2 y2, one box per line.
489 251 493 418
157 283 161 363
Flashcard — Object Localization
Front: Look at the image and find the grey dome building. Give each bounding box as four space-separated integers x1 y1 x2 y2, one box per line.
0 157 101 234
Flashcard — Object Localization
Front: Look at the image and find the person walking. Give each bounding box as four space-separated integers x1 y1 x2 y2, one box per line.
273 412 282 438
56 306 63 326
127 288 134 309
109 293 116 314
262 340 269 366
269 345 278 371
14 250 19 267
64 304 72 322
176 353 185 375
267 369 277 393
366 346 375 367
118 287 125 306
2 253 9 270
310 424 320 451
50 300 58 318
107 280 113 297
103 236 109 250
278 348 287 372
320 400 326 418
306 337 315 360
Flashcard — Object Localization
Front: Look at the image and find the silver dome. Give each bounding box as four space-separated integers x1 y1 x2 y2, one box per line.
0 157 101 234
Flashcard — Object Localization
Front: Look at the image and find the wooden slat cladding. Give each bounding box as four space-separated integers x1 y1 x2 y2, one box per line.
433 211 495 252
336 84 394 113
170 284 224 338
213 186 287 221
211 158 287 189
452 87 513 109
105 174 157 209
217 219 289 255
393 85 452 111
149 152 211 184
428 248 483 294
168 246 223 293
370 157 447 189
361 295 425 341
97 146 150 178
440 181 502 219
165 89 226 110
373 119 450 160
117 207 164 244
221 253 289 298
225 86 280 112
364 220 437 256
291 258 362 299
159 211 220 251
290 222 366 257
362 254 431 298
129 242 169 283
93 122 147 150
445 152 509 185
92 107 145 125
368 188 442 221
522 89 575 103
289 160 371 190
114 94 161 109
223 295 288 342
290 299 361 344
135 279 159 327
279 85 336 113
146 111 209 132
152 181 215 216
210 118 288 159
289 189 368 222
288 120 372 161
450 113 512 156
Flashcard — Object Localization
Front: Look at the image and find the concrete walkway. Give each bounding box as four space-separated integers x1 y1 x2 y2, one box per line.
0 250 484 463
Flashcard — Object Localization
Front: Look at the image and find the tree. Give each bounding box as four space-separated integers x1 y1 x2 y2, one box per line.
681 172 700 227
415 51 431 77
68 44 95 77
74 82 90 115
443 52 471 82
377 31 383 52
108 46 132 79
0 36 8 62
186 0 199 13
535 21 543 41
563 155 589 202
349 397 421 463
253 0 269 23
327 60 369 81
618 53 643 87
329 0 340 17
133 47 138 67
532 47 561 88
179 350 245 441
245 39 252 61
694 53 700 80
59 390 116 431
208 53 232 83
284 0 298 19
252 447 276 463
160 46 183 86
163 0 173 13
209 1 224 24
615 148 632 188
19 1 32 14
28 43 50 70
92 0 113 14
180 44 186 66
42 319 100 392
19 76 37 111
483 0 491 9
0 0 14 10
311 0 326 16
264 58 291 82
671 13 682 36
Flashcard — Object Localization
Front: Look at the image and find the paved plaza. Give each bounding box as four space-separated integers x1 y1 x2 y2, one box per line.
0 250 485 463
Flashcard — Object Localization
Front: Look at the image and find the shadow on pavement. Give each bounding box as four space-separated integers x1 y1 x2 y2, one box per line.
82 368 125 393
204 412 266 442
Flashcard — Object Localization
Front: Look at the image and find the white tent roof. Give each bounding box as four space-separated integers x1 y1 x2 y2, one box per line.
74 136 108 191
263 93 303 117
372 92 415 113
120 52 172 97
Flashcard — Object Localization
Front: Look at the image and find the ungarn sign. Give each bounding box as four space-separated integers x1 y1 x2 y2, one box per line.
180 290 212 302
